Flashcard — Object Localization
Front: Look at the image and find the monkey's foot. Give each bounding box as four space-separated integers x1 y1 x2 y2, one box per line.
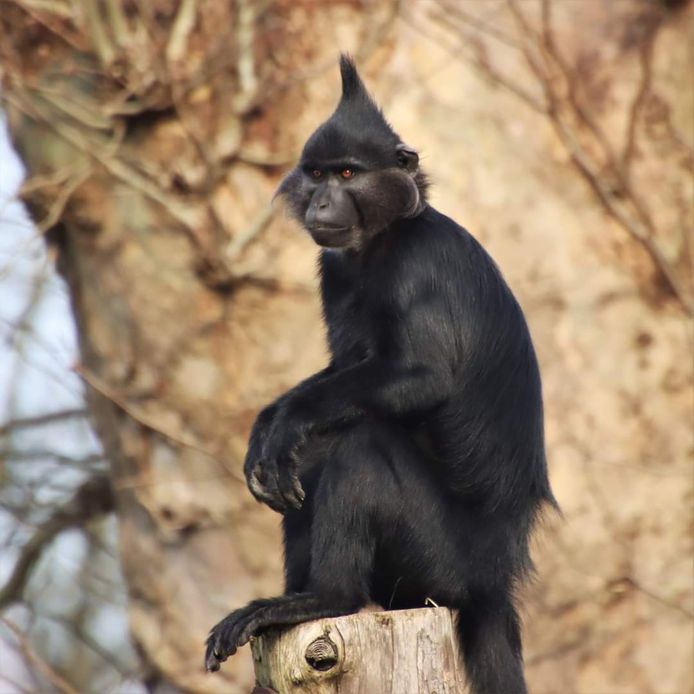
204 603 266 672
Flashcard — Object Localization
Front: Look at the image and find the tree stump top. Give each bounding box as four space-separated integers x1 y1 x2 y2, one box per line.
251 607 465 693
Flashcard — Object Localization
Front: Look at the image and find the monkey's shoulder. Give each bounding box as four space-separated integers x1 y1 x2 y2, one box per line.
401 206 487 260
397 207 529 324
386 207 504 291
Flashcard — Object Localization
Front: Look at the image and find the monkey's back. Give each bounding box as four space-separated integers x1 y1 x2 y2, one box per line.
319 206 553 517
406 207 552 515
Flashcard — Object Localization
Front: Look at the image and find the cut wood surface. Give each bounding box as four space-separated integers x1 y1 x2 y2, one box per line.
250 607 466 693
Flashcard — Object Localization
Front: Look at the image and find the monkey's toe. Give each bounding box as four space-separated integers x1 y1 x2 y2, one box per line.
204 628 233 672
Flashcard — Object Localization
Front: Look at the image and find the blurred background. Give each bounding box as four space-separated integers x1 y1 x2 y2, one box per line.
0 1 691 692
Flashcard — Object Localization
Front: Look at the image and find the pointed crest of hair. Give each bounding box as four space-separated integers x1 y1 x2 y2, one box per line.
332 54 400 146
299 54 403 169
339 54 367 101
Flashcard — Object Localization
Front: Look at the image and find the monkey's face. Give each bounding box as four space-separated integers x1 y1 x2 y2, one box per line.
275 56 427 252
277 143 423 250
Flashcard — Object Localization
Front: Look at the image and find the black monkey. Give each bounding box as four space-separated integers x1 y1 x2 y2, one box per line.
205 56 556 694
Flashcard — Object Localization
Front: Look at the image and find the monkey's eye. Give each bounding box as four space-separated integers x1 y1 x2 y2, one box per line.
340 168 355 179
311 169 322 179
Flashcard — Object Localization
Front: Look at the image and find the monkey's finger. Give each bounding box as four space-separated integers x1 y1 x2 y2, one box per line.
248 466 276 503
204 640 223 672
248 461 289 513
244 456 263 483
277 467 303 510
247 466 265 497
279 483 302 510
251 483 288 514
288 450 306 503
204 652 221 672
292 475 305 503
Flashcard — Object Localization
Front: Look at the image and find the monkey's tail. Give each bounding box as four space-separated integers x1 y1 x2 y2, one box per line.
454 598 529 694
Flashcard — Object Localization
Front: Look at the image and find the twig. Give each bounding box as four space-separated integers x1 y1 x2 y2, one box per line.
1 450 104 467
37 609 132 676
32 86 114 130
104 0 131 50
19 166 83 195
224 205 275 263
4 88 235 283
431 0 522 50
621 21 658 176
404 5 545 112
75 365 243 482
233 0 260 113
550 114 692 314
0 474 114 610
8 0 71 18
33 167 92 234
166 0 197 64
466 0 693 314
83 0 116 66
3 1 84 53
0 408 86 436
0 618 81 694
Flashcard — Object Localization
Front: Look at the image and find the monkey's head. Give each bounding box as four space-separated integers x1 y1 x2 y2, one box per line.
277 55 428 250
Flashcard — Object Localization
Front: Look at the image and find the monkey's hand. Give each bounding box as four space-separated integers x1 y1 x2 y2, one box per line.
244 407 306 513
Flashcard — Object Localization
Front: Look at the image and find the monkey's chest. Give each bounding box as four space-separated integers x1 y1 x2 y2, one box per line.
324 293 374 367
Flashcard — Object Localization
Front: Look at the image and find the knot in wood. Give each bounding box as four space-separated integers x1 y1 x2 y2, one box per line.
304 635 339 672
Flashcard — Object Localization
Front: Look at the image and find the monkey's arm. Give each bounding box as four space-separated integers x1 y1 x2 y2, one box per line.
291 358 450 426
244 365 334 510
285 356 452 442
250 294 455 512
286 284 454 429
253 359 450 513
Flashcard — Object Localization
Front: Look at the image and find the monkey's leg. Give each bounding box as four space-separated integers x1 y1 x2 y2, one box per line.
282 508 312 595
281 448 325 595
205 426 380 672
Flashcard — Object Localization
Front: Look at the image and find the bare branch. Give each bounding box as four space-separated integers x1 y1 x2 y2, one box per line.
0 618 80 694
32 168 92 234
404 5 545 112
621 22 658 176
83 0 116 66
166 0 197 64
104 0 132 49
431 0 522 50
6 0 71 18
75 365 244 482
1 450 104 467
0 474 114 610
4 87 241 287
224 205 275 263
549 113 692 314
0 408 87 436
426 0 693 314
233 0 260 113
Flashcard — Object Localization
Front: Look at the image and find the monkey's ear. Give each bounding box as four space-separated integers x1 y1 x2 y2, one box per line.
273 167 299 201
396 144 419 172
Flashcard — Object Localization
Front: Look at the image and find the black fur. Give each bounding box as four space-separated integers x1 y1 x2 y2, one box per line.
205 56 555 694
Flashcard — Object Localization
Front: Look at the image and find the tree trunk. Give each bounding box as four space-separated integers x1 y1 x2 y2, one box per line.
251 608 466 694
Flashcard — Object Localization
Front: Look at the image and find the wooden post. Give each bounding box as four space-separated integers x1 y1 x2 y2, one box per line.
250 607 466 693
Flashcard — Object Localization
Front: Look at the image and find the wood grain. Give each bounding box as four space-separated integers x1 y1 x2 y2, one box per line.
251 607 466 693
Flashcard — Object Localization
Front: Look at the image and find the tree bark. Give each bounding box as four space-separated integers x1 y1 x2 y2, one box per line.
251 608 466 694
